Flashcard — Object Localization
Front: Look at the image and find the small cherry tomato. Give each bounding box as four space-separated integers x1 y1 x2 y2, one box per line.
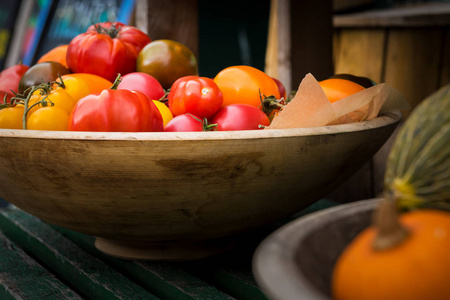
27 106 69 131
136 39 198 90
0 105 24 129
118 72 165 100
319 78 365 103
168 76 223 119
214 65 280 108
211 104 270 131
165 113 215 132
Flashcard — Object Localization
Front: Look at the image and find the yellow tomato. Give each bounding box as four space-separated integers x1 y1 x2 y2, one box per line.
27 106 69 131
61 73 113 95
0 105 25 129
29 89 76 115
153 100 173 127
214 65 281 108
319 78 365 103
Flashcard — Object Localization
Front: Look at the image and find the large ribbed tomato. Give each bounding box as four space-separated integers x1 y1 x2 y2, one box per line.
66 22 151 82
68 89 163 132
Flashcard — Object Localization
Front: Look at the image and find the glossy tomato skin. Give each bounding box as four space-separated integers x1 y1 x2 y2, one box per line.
214 65 280 108
66 22 151 82
211 104 270 131
18 62 70 94
118 72 165 100
168 76 223 119
165 113 205 132
68 89 163 132
0 63 29 95
136 40 198 90
272 77 286 99
319 78 365 103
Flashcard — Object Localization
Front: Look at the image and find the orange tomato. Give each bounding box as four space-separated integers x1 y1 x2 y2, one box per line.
214 65 280 108
54 74 113 103
37 45 69 69
66 73 113 94
319 78 365 103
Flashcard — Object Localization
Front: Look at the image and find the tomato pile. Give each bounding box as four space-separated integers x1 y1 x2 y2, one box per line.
0 21 371 133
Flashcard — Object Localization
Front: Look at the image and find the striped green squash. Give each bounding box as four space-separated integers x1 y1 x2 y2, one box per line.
384 84 450 209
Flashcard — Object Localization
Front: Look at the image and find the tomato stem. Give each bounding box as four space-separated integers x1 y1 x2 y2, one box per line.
259 89 286 116
94 23 120 38
110 74 122 90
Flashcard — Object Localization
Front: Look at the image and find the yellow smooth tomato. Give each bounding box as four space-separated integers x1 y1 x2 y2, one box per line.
213 65 281 108
153 100 173 127
66 73 113 94
27 106 69 131
319 78 365 103
54 75 91 103
0 105 25 129
29 89 76 115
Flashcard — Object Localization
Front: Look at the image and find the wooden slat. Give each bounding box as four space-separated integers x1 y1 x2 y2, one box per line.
53 225 234 300
0 232 82 300
384 27 443 116
334 28 385 83
440 28 450 86
0 208 158 300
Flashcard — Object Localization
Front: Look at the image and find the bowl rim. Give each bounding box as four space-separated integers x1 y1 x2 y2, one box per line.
252 199 380 300
0 111 401 141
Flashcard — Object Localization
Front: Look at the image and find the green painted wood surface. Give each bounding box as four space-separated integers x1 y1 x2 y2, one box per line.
0 199 339 300
0 209 157 300
0 232 82 300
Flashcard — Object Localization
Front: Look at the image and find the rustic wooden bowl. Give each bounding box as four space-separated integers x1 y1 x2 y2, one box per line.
252 198 379 300
0 112 399 260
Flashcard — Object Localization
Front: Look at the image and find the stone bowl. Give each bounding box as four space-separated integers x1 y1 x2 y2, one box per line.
252 199 379 299
0 111 400 260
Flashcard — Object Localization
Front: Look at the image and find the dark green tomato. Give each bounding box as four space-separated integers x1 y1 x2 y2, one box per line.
330 73 376 88
18 62 70 95
136 39 198 90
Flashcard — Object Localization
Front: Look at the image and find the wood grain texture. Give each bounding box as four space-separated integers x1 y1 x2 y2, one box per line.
0 232 82 300
334 28 385 83
384 28 443 116
135 0 199 57
0 113 400 260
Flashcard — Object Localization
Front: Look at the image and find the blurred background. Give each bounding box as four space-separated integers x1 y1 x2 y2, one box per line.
0 0 449 207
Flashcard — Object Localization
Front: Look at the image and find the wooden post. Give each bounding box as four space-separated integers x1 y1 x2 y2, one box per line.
134 0 199 57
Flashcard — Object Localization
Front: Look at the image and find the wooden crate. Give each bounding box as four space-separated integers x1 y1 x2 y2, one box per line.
330 2 450 202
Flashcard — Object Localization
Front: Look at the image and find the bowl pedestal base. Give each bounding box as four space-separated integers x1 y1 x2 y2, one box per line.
94 236 238 261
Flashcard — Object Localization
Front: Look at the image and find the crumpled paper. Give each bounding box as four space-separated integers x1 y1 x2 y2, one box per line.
267 73 411 129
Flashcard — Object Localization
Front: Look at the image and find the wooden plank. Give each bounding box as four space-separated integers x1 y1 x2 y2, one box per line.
384 28 443 116
135 0 199 57
440 28 450 86
333 28 385 83
53 225 235 300
334 3 450 27
0 208 158 300
0 231 82 300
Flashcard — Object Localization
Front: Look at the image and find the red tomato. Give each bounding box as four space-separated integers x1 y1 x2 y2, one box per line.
168 76 223 119
211 104 270 131
117 72 165 100
66 22 151 82
68 89 163 132
213 65 280 108
0 63 29 95
165 113 215 132
272 77 287 99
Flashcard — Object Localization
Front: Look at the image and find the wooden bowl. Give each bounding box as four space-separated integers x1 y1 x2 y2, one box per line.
252 199 379 299
0 112 400 260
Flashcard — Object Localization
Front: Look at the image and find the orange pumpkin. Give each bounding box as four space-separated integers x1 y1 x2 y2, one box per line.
37 45 69 69
332 201 450 300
